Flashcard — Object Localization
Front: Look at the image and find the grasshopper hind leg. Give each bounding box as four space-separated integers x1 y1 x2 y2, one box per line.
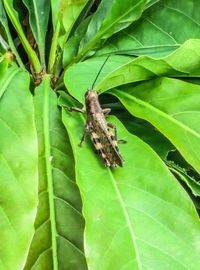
91 130 111 167
107 122 127 144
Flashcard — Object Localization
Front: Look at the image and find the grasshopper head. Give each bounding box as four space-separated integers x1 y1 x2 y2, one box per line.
85 89 98 99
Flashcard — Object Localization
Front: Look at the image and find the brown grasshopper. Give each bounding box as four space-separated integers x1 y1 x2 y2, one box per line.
69 57 125 167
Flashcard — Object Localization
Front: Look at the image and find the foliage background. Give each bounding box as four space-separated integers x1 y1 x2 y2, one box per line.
0 0 200 269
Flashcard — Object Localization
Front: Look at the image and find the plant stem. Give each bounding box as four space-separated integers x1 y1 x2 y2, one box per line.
48 21 60 73
3 1 41 73
6 31 24 68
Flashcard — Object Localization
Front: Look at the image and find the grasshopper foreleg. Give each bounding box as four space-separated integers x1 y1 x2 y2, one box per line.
69 107 85 113
102 108 111 115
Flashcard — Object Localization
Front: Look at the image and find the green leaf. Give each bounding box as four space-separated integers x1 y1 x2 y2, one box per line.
24 77 87 270
111 77 200 173
0 55 9 79
51 0 90 30
167 161 200 197
64 55 134 103
0 66 38 269
62 100 200 269
2 0 41 72
22 0 50 67
96 39 200 93
50 0 59 30
96 0 200 58
59 0 88 35
0 0 23 67
64 40 200 103
48 0 89 73
75 0 147 61
63 16 91 68
0 34 9 53
116 110 174 159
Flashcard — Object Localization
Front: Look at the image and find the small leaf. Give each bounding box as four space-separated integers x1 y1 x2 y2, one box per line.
0 0 23 66
0 66 38 269
59 0 88 34
0 55 9 79
167 161 200 197
63 16 91 68
2 0 41 72
48 0 90 73
22 0 50 67
50 0 59 30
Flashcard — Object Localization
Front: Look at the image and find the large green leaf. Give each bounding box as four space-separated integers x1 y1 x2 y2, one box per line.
75 0 147 61
96 0 200 58
64 40 200 103
111 77 200 173
96 39 200 93
0 66 38 269
24 76 87 270
64 55 134 103
61 98 200 269
22 0 50 67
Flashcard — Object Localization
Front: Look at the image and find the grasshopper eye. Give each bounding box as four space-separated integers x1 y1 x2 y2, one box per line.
85 90 90 97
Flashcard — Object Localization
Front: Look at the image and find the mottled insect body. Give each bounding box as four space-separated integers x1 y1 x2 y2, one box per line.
69 57 125 167
84 90 124 167
70 90 124 167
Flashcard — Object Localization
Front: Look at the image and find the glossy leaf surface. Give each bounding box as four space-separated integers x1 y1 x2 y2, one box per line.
96 0 200 57
22 0 50 67
2 0 41 72
61 98 200 270
24 77 87 270
64 40 200 103
76 0 147 60
111 77 200 173
0 66 38 269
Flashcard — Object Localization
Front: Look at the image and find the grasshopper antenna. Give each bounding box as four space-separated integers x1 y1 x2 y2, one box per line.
91 55 110 89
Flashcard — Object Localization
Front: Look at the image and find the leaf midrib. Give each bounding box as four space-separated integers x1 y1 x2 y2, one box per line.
0 68 19 99
116 90 200 139
43 77 58 270
99 0 145 37
108 170 142 270
32 0 41 43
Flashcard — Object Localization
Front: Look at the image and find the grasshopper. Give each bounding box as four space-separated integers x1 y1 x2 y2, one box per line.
69 57 125 167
